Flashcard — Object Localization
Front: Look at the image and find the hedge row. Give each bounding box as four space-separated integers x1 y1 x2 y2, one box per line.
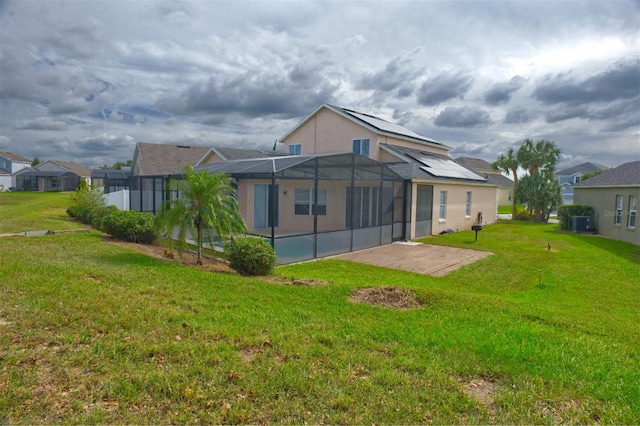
68 188 157 244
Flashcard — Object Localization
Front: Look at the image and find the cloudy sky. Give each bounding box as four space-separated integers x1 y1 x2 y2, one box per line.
1 0 638 170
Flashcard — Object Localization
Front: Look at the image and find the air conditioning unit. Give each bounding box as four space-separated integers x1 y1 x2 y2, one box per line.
572 216 590 232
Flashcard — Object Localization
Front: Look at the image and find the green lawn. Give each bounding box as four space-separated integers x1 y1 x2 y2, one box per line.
1 193 639 424
0 192 85 233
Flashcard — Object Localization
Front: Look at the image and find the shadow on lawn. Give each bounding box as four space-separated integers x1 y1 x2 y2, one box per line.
557 230 640 264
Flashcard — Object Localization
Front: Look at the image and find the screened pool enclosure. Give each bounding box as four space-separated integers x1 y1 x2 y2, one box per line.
130 153 408 264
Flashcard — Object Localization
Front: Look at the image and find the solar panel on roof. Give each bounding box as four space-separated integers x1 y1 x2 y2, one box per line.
413 155 486 181
345 110 438 143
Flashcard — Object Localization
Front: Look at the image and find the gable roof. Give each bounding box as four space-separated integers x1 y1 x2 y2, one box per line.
574 161 640 187
454 157 514 188
279 104 451 151
48 161 92 177
557 162 608 176
381 144 488 183
0 151 32 163
133 143 212 175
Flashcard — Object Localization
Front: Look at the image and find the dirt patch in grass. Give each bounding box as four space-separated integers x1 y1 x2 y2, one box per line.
349 286 424 309
106 238 234 273
259 276 328 286
462 378 500 411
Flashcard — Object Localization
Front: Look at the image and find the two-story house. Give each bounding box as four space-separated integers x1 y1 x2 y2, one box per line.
130 105 498 264
0 151 32 189
277 104 497 238
557 162 608 205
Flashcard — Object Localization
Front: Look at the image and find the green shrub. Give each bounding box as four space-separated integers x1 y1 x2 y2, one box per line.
225 237 277 276
101 210 158 244
69 188 106 224
91 205 119 232
558 205 593 230
513 210 534 221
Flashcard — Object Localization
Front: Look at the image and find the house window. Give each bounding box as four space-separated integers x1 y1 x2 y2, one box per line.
294 188 327 216
615 195 623 225
352 138 370 157
628 195 637 228
288 144 301 155
253 184 279 229
508 190 512 201
439 191 447 220
465 191 472 217
346 186 378 228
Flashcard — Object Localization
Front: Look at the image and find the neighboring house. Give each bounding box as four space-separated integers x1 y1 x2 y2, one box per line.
0 151 32 189
92 168 132 193
15 160 92 192
455 157 515 209
573 161 639 246
278 104 497 238
557 162 608 205
130 142 281 212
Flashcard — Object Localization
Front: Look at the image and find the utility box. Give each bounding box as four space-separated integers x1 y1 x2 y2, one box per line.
572 216 590 232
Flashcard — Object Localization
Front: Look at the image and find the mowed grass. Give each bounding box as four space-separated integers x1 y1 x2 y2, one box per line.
0 192 84 233
1 193 639 424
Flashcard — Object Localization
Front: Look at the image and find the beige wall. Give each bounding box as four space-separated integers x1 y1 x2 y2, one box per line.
281 107 448 160
429 183 497 236
497 187 513 207
239 178 383 234
574 186 639 246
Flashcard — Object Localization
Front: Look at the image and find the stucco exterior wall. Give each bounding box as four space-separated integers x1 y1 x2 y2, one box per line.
430 183 497 236
281 107 448 159
574 186 639 246
497 187 512 207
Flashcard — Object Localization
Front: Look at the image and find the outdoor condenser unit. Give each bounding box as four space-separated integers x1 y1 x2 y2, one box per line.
572 216 590 232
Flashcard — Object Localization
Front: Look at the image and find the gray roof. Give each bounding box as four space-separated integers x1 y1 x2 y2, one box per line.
0 151 32 162
574 161 640 187
557 162 608 176
134 143 211 175
330 105 441 145
454 156 514 188
382 144 488 183
48 161 92 177
214 146 283 161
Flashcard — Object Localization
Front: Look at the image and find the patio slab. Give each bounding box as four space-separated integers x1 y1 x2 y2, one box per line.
333 241 492 276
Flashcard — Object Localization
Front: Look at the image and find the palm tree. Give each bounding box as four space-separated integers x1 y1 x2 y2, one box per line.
492 147 519 217
516 139 561 222
517 138 561 178
156 165 246 265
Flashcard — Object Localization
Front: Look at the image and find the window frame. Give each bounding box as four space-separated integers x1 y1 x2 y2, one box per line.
439 191 447 220
628 195 637 228
288 144 301 155
615 194 623 226
465 191 472 217
294 188 327 217
352 138 370 157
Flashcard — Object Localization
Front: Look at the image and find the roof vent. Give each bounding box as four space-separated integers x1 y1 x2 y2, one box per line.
177 145 191 148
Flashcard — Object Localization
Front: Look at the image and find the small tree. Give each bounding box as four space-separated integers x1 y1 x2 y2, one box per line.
156 165 246 265
31 157 41 167
492 147 519 217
